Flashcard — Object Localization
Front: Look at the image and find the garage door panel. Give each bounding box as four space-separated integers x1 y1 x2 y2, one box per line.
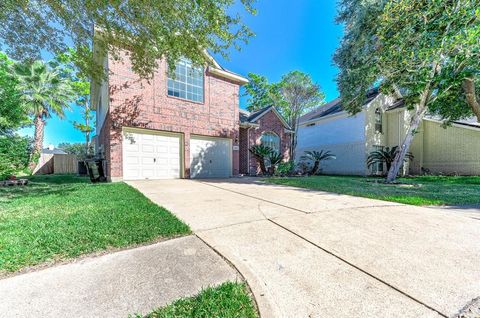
123 130 181 180
190 137 232 179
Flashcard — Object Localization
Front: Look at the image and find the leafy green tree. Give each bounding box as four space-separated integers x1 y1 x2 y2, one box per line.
0 135 32 179
277 71 325 160
243 73 284 112
0 52 29 134
53 50 94 157
58 142 93 160
13 60 74 167
1 0 256 79
334 0 480 182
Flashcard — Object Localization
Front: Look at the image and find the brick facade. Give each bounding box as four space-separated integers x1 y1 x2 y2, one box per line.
240 110 291 175
98 51 241 180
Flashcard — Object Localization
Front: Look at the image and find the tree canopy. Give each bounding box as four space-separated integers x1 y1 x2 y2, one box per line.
0 52 29 134
335 0 480 122
1 0 256 79
14 60 74 163
243 73 284 112
278 71 325 159
242 71 324 159
334 0 480 181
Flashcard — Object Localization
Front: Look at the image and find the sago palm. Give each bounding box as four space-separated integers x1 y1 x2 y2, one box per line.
249 144 273 175
367 146 414 173
266 151 284 175
301 150 336 175
13 61 73 167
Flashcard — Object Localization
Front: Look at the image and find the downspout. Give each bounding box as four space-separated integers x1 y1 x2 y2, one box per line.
246 127 251 175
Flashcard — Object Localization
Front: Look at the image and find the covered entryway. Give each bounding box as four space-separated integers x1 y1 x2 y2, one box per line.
122 128 182 180
190 136 232 178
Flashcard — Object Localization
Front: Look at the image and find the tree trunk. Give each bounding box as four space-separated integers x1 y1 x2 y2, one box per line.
289 117 299 161
310 160 320 175
386 91 430 183
259 158 267 175
30 115 45 170
463 78 480 122
85 100 91 156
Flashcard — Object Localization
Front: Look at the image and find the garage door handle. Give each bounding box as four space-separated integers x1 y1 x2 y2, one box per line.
154 158 156 163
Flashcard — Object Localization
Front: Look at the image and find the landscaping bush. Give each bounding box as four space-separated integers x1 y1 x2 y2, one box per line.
275 160 295 177
0 134 32 179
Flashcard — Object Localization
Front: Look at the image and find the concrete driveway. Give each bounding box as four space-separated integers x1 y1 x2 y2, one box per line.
128 178 480 318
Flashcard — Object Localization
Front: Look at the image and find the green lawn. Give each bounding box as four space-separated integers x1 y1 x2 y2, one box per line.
266 175 480 206
0 175 190 273
137 282 258 318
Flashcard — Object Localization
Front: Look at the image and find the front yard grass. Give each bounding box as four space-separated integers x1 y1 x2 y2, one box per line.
138 282 258 318
266 175 480 206
0 175 190 273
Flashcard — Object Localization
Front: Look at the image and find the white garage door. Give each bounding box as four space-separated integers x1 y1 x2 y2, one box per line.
190 136 232 178
123 130 181 180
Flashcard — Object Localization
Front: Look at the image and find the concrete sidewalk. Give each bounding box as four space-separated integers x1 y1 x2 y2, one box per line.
0 236 239 318
129 179 480 318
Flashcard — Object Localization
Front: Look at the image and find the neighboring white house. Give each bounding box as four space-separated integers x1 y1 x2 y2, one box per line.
297 90 480 176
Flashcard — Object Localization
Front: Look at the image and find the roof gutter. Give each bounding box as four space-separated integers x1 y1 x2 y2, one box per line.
240 122 260 128
208 67 249 85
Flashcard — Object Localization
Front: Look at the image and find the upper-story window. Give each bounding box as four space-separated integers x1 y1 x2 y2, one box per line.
374 108 383 133
261 132 280 153
167 58 204 103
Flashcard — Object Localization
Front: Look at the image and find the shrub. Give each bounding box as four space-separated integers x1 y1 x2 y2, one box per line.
275 160 295 177
0 134 32 179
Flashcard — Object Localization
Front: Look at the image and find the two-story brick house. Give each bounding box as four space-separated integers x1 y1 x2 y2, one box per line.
91 48 291 181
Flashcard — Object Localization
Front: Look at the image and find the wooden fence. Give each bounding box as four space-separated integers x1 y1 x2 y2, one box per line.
34 154 78 175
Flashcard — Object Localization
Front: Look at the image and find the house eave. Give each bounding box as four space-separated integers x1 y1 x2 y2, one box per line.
208 67 249 85
240 122 260 128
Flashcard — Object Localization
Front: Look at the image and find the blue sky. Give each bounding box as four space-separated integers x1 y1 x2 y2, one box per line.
22 0 343 147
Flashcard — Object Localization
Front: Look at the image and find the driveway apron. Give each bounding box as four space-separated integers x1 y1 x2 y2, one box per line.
129 179 480 318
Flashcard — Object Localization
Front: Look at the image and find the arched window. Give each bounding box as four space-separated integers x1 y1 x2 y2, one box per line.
261 132 280 153
375 108 383 133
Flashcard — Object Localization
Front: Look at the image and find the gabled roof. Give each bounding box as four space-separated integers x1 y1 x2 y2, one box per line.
42 147 67 155
240 106 292 129
300 89 380 124
300 89 480 129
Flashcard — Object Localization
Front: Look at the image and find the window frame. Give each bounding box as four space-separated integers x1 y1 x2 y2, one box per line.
371 145 384 174
167 58 205 104
374 108 383 133
260 132 281 153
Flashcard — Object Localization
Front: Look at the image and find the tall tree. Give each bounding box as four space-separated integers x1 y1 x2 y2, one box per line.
335 0 480 182
1 0 256 80
0 52 29 135
277 71 325 160
54 50 94 157
243 73 284 112
14 60 74 168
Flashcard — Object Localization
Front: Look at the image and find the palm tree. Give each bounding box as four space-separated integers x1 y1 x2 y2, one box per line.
13 61 73 168
301 150 336 175
267 151 284 175
249 144 273 175
367 146 414 174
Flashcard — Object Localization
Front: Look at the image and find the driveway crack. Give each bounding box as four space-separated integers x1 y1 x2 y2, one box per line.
200 181 309 214
267 218 448 318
